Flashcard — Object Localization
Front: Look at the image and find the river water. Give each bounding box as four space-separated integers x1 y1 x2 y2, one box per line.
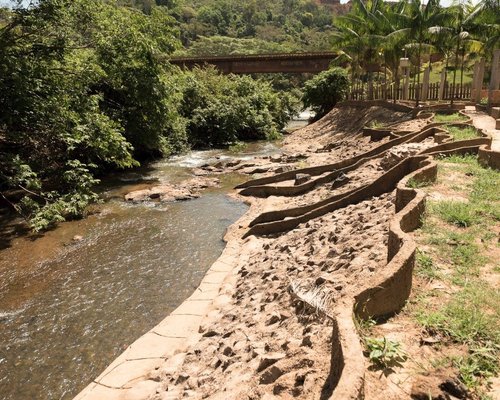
0 142 282 400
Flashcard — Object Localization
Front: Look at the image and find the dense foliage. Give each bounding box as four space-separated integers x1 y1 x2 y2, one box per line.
302 67 349 119
166 0 341 54
179 67 297 147
0 0 297 231
2 0 498 232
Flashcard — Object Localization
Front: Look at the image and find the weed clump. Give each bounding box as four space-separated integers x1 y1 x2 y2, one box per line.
445 125 480 141
433 113 468 123
364 337 407 369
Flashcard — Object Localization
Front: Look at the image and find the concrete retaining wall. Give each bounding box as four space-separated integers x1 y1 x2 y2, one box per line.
239 126 447 198
478 144 500 170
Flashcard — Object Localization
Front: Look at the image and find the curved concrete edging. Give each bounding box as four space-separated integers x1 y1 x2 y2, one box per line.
322 155 438 400
242 156 426 238
240 106 500 399
236 102 415 191
239 125 448 198
326 145 500 399
243 144 450 239
239 105 472 198
479 144 500 169
75 102 500 400
250 105 500 399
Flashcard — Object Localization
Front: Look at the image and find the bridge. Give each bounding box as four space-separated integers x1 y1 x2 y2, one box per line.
168 52 338 74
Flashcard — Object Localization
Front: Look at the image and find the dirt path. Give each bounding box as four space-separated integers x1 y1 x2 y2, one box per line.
463 106 500 151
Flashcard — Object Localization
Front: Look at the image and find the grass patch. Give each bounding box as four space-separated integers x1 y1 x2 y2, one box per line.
433 113 468 123
431 200 478 227
417 283 499 343
454 345 500 390
417 283 500 388
407 177 433 188
421 222 483 284
445 125 479 141
438 154 478 165
416 63 474 84
432 156 500 225
416 250 440 280
412 157 500 393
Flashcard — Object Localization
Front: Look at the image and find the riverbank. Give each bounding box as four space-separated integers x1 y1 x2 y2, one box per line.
0 144 282 400
75 103 425 399
6 102 497 399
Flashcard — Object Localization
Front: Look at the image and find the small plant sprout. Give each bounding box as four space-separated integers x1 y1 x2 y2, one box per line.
365 337 407 369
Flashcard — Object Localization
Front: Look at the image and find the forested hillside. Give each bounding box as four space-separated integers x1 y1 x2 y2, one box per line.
119 0 345 55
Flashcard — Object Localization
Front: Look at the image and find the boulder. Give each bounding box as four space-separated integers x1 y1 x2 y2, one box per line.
124 177 219 203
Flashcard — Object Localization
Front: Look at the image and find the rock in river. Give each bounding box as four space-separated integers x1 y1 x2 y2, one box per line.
124 177 220 203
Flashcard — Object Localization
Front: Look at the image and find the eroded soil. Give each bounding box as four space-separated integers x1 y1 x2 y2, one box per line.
148 105 442 399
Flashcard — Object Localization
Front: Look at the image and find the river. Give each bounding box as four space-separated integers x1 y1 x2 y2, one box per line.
0 108 312 400
0 141 287 400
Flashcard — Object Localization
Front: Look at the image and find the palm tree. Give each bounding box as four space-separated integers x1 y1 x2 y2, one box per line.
332 0 385 99
386 0 450 105
474 0 500 54
433 0 485 104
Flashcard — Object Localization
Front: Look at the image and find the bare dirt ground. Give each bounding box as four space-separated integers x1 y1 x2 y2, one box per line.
152 191 394 400
147 105 447 400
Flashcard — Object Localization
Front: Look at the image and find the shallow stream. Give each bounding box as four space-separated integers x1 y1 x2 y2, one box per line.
0 142 282 400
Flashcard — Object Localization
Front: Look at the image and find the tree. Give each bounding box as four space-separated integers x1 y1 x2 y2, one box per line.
332 0 386 96
389 0 449 105
302 67 349 120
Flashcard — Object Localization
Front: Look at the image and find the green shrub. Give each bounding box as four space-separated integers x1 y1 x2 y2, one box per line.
0 1 298 231
302 67 349 120
364 337 407 369
178 67 298 147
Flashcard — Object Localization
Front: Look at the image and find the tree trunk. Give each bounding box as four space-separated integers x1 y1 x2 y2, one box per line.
394 65 399 104
416 42 422 106
451 37 460 105
460 47 465 90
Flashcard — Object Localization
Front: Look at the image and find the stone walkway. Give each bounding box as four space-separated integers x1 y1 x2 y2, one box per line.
464 106 500 151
